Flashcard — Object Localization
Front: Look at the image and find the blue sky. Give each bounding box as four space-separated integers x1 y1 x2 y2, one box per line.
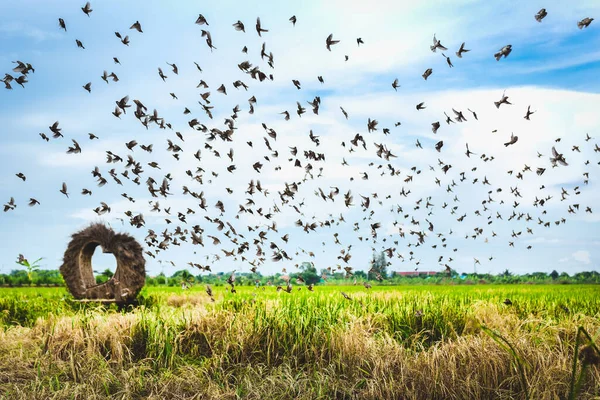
0 0 599 277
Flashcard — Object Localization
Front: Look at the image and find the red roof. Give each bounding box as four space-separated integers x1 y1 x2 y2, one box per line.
395 271 438 276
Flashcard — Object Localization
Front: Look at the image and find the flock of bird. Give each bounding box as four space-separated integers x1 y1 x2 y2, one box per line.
2 4 598 297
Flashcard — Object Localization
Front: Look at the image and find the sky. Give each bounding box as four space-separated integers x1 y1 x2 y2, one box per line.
0 0 599 277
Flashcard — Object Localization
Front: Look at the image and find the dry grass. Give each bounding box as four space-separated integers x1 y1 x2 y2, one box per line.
0 285 598 399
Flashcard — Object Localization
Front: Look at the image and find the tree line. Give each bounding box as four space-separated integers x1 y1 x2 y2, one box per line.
0 265 598 287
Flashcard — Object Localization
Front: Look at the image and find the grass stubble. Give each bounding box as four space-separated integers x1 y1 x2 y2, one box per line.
0 285 598 399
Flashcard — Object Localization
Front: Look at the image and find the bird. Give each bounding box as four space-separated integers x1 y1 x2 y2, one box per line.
392 78 400 91
81 2 92 16
289 16 297 26
326 34 340 51
66 139 82 154
3 197 16 212
166 62 178 75
430 34 448 52
524 106 535 120
82 82 92 93
49 121 62 138
550 147 568 166
456 42 470 58
58 18 67 31
233 21 245 32
76 39 85 49
422 68 432 80
340 107 348 119
256 17 268 36
195 14 209 25
60 182 69 198
504 133 518 147
535 8 547 22
130 21 143 33
441 53 453 67
452 108 466 122
201 30 216 51
494 45 512 60
465 143 476 158
578 17 594 29
494 91 512 108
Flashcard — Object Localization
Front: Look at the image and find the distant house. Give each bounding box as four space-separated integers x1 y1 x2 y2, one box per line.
395 271 438 277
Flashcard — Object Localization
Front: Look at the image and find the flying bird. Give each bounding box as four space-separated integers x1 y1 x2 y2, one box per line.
422 68 432 80
524 105 535 120
494 45 512 60
130 21 143 33
81 2 92 16
550 147 568 166
256 17 268 36
326 34 340 51
233 21 245 32
60 182 69 198
504 133 518 147
494 91 512 108
456 42 470 58
578 17 594 29
535 8 548 22
195 14 209 25
430 34 448 52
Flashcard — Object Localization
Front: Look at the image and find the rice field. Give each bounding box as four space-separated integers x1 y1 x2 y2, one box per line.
0 284 599 399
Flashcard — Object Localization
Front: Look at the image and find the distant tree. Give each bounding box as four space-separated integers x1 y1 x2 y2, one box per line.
167 277 178 287
500 269 512 278
102 268 114 279
354 270 367 279
32 269 64 286
9 270 29 286
377 252 388 278
177 270 195 288
368 251 388 279
297 262 320 285
550 270 559 280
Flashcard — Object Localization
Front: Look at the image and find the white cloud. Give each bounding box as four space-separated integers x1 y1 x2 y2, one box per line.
572 250 591 265
0 21 61 42
525 237 562 244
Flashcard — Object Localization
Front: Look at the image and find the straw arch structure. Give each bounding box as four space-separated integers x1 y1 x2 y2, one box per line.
59 223 146 302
